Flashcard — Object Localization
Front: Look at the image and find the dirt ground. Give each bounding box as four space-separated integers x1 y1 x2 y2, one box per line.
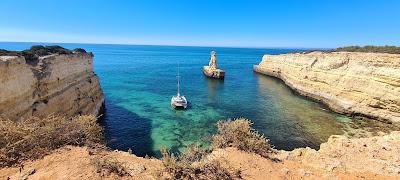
1 131 399 180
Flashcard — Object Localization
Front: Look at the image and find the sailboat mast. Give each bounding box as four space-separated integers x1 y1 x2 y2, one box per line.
177 61 180 96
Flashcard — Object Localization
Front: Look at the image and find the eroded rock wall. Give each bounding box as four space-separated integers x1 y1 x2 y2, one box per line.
254 51 400 123
0 53 104 120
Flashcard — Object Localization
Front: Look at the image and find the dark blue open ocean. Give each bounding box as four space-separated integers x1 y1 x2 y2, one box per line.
1 42 392 157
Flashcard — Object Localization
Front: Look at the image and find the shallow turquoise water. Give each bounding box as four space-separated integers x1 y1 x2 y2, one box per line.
1 42 393 157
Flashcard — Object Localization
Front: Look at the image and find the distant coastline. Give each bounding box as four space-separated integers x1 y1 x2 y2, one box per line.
0 41 326 50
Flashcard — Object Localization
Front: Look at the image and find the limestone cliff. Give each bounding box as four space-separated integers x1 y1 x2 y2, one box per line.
0 46 104 120
254 51 400 123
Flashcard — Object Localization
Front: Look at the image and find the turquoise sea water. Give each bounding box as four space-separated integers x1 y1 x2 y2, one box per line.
1 42 394 157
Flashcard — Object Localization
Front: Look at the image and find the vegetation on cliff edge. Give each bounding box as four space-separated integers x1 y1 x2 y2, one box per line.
0 116 274 178
212 118 275 158
0 45 90 64
160 118 273 179
300 45 400 54
0 115 103 167
160 144 241 179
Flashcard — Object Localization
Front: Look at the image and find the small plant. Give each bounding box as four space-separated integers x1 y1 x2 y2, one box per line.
0 115 103 167
73 48 87 53
160 144 241 180
92 156 130 177
211 118 275 158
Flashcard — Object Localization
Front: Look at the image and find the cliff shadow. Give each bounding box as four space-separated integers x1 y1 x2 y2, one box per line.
99 99 154 157
253 72 331 151
253 71 334 113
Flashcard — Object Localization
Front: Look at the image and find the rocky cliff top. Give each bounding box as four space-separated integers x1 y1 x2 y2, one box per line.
0 45 92 65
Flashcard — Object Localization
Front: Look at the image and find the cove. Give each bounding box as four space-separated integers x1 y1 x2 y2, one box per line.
0 42 395 157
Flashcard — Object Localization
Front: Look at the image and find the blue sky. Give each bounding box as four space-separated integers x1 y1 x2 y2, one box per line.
0 0 399 48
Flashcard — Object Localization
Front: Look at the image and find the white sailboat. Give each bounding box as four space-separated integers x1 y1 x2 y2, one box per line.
171 63 188 109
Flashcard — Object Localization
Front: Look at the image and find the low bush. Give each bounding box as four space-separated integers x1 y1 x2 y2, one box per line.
160 118 278 179
73 48 87 53
0 45 88 64
161 144 241 180
333 45 400 54
91 156 130 177
297 45 400 54
25 45 72 56
0 115 103 167
211 118 275 158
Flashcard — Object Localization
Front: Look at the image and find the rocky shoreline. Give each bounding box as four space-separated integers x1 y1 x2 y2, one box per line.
0 46 104 120
254 51 400 124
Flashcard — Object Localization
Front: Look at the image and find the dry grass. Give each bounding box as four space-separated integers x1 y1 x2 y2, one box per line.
160 118 278 179
91 156 130 177
211 118 275 159
0 115 103 167
161 144 241 180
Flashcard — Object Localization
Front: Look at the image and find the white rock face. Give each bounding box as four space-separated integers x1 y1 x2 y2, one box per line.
0 53 104 120
254 51 400 123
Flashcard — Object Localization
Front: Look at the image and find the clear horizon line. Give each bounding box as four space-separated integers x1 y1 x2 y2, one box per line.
0 40 333 50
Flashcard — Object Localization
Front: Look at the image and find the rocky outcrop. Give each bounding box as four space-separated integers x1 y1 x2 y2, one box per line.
0 47 104 120
212 131 400 179
281 131 400 177
254 51 400 123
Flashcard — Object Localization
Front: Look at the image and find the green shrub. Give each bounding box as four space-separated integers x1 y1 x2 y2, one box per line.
333 45 400 54
27 45 72 56
0 115 103 167
0 45 89 64
73 48 87 53
298 45 400 54
211 118 274 158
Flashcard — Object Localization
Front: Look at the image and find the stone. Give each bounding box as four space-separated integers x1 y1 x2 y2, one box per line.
281 167 290 174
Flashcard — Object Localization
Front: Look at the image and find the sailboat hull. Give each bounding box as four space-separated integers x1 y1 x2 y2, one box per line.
171 96 188 109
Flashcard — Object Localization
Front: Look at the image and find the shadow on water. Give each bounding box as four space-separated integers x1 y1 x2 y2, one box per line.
253 72 341 151
99 99 154 157
253 71 336 113
205 76 225 104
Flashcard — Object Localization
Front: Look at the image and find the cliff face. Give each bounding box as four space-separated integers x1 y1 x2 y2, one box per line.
0 51 104 120
254 51 400 123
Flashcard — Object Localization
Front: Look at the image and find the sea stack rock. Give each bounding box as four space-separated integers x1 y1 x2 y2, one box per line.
254 51 400 123
0 45 105 120
209 51 218 70
203 51 225 79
